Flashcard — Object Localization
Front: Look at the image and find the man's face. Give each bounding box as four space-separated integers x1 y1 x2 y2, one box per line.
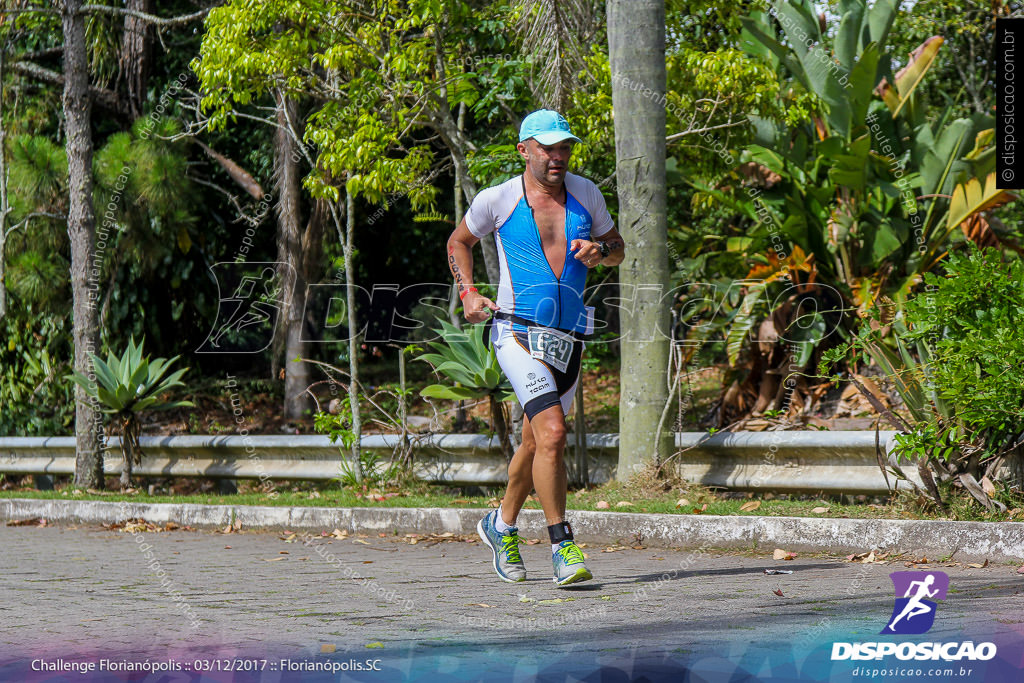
517 139 573 186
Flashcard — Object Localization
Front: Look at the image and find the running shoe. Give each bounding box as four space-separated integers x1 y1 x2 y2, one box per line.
552 540 592 586
476 509 526 583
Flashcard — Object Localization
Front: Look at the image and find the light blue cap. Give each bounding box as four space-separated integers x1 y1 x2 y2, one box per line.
518 109 581 145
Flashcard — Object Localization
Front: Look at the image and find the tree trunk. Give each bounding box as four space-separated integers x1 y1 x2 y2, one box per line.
62 0 104 489
608 0 671 478
273 93 314 421
0 47 8 322
117 0 152 119
344 185 362 481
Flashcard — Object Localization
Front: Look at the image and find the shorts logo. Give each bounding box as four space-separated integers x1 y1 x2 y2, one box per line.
882 571 948 635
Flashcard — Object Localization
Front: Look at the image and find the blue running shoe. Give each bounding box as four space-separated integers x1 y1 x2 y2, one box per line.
476 509 526 583
552 540 592 586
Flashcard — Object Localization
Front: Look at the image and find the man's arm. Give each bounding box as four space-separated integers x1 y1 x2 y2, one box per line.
447 218 499 323
569 227 626 268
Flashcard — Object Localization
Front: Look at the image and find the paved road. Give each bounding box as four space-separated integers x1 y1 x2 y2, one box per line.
0 523 1021 682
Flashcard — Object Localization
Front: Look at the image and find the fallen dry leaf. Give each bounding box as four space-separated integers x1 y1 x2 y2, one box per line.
352 539 370 545
320 644 336 654
965 560 989 569
811 507 830 514
675 498 690 508
264 557 286 562
452 499 470 504
596 501 610 509
525 539 541 545
331 529 348 539
1017 565 1024 575
981 476 996 497
773 549 796 561
6 517 43 527
466 603 493 608
740 501 761 512
615 501 634 508
773 588 785 597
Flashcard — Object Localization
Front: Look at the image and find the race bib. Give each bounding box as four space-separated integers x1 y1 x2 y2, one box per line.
527 327 574 373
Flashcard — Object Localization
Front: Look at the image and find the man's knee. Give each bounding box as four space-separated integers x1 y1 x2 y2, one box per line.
535 415 567 451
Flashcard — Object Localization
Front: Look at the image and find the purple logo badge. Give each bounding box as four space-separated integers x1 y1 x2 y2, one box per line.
881 571 949 635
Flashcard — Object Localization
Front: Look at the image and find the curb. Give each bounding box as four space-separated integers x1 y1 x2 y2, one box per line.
2 497 1022 562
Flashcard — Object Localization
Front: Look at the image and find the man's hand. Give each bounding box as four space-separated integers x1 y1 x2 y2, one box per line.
569 239 604 268
463 290 499 323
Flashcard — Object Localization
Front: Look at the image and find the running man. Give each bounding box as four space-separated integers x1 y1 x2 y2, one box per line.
446 109 625 586
888 574 939 631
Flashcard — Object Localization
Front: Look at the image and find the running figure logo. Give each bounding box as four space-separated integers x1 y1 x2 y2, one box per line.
197 262 292 354
881 571 949 635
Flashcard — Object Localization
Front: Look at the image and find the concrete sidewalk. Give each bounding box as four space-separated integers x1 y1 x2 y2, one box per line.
0 521 1021 682
2 497 1023 562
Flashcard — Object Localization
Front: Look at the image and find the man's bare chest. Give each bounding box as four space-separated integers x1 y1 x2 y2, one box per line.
528 198 567 245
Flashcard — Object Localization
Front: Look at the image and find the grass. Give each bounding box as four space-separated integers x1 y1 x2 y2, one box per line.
1 476 1018 522
3 457 1020 522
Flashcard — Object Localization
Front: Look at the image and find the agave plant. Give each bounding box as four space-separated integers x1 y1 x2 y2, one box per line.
68 337 192 489
417 320 516 459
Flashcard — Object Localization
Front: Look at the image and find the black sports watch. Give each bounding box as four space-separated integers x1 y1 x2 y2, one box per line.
597 241 611 258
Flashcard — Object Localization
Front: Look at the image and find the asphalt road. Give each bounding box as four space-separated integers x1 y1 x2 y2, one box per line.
1 523 1022 682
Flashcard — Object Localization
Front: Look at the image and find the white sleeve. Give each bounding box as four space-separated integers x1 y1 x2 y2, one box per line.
584 180 615 238
464 187 497 238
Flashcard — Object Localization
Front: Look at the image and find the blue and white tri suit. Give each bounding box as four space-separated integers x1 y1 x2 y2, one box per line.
465 173 615 419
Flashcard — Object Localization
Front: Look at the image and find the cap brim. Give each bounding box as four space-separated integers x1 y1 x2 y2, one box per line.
529 131 581 145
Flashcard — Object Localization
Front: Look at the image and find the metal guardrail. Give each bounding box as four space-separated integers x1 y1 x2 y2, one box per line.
0 431 920 493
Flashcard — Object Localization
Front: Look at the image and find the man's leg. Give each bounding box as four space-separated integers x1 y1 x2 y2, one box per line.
530 402 590 586
499 416 537 526
527 404 568 525
475 415 532 583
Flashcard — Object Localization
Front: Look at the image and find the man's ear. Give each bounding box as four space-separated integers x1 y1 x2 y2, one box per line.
516 141 529 160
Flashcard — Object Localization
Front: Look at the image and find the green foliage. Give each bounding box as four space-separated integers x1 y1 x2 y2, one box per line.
67 337 192 487
0 310 74 436
695 0 1007 412
335 449 404 489
192 0 449 207
901 247 1024 441
314 402 356 452
315 397 404 489
819 248 1024 509
417 320 514 402
67 337 192 416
